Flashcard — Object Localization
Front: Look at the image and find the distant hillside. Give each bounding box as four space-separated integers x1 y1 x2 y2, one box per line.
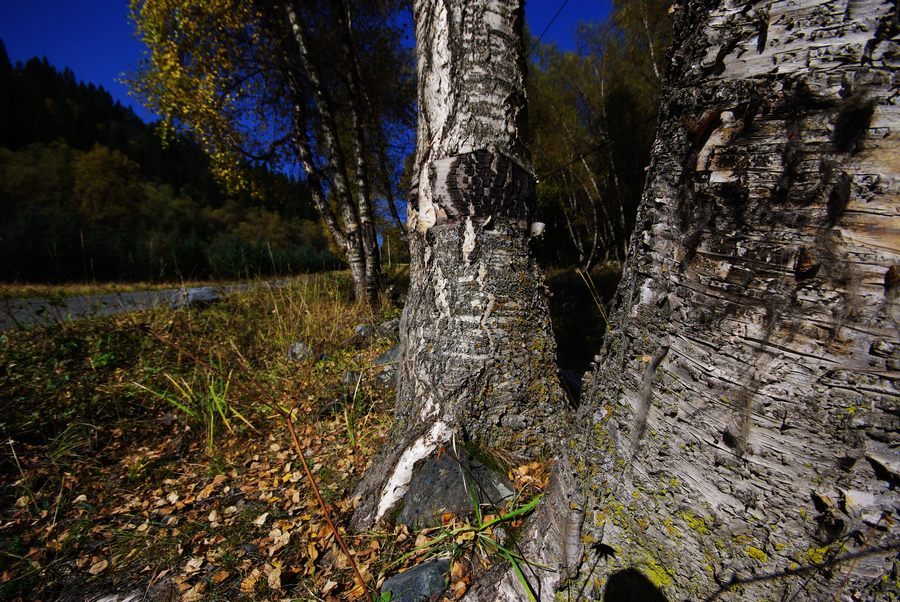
0 39 337 282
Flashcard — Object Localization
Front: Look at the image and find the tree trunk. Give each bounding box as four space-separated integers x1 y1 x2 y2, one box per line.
469 0 898 600
284 1 378 306
563 0 900 600
351 0 564 530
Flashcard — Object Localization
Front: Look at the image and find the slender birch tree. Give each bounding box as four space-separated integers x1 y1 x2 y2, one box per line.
129 0 413 305
351 0 565 529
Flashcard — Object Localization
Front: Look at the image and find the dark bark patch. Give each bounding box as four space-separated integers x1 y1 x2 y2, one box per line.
833 95 875 153
884 264 899 292
826 172 852 227
773 120 803 204
721 427 740 450
717 181 749 227
430 149 533 227
756 14 769 54
794 246 820 281
603 569 668 602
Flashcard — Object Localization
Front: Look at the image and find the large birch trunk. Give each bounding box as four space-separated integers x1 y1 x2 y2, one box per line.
561 0 900 600
351 0 564 530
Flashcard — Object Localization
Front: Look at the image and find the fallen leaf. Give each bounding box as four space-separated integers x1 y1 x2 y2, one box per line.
322 579 338 593
455 530 475 544
451 579 468 599
450 561 465 581
88 559 108 575
267 566 282 590
184 556 203 574
241 568 261 592
211 569 230 584
253 512 269 527
181 581 206 601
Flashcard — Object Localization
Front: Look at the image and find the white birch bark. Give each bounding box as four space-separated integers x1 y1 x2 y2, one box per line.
351 0 565 530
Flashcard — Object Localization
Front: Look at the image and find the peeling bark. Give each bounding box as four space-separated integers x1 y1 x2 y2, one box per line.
351 0 564 531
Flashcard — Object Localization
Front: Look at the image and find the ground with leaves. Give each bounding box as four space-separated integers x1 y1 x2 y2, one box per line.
0 273 547 601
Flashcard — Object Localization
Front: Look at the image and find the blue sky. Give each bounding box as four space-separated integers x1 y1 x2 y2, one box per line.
1 1 613 124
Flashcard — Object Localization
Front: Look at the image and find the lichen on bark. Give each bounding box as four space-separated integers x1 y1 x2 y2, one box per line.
566 0 900 599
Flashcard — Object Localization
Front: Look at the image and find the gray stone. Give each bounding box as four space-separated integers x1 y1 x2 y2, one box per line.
288 341 311 362
170 287 221 309
376 318 401 339
398 448 514 528
341 370 361 387
354 323 374 339
374 345 402 366
380 559 450 602
376 366 398 387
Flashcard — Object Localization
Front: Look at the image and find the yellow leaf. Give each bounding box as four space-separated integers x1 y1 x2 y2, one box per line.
450 561 465 581
240 568 261 592
89 559 109 575
267 567 282 590
455 530 475 544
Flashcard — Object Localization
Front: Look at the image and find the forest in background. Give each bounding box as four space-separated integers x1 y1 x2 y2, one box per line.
0 40 337 282
0 0 671 284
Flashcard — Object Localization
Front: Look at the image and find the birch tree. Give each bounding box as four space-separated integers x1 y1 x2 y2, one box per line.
351 0 565 529
477 0 899 600
129 0 413 305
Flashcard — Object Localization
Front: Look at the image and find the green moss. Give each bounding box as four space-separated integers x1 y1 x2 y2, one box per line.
641 554 674 589
803 546 829 565
746 546 768 563
680 511 709 535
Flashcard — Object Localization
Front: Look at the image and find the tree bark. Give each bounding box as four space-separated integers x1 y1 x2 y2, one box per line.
562 0 900 600
351 0 564 530
334 0 383 303
468 0 899 600
283 1 377 305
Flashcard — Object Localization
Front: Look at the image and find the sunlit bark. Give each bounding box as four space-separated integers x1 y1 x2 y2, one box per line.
351 0 564 530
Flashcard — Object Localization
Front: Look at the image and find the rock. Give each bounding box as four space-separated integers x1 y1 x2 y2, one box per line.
398 448 514 528
288 341 311 362
376 318 401 339
380 559 450 602
374 345 402 366
170 287 221 309
354 323 374 339
376 366 398 387
341 370 361 387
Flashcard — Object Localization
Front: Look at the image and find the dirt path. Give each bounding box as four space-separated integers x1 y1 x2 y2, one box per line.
0 283 262 330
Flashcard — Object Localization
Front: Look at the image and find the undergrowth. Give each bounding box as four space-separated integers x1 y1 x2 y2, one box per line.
0 271 549 601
